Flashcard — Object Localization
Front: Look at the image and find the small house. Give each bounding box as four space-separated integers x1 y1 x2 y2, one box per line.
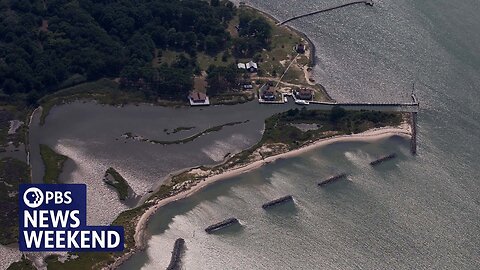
262 89 276 101
237 63 246 69
189 91 210 106
295 88 313 100
246 61 258 72
295 43 306 54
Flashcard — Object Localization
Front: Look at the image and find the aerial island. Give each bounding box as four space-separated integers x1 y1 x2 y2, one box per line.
0 0 417 269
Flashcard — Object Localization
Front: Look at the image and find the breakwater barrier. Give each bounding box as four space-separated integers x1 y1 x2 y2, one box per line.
262 195 294 209
410 112 417 155
277 0 374 26
166 238 185 270
318 173 347 187
370 153 397 166
205 218 239 234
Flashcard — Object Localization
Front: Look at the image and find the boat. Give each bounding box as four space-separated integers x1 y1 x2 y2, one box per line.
295 99 309 105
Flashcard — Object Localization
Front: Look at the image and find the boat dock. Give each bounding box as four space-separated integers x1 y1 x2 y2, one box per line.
318 173 347 187
370 153 397 166
262 195 294 209
166 238 185 270
205 218 239 234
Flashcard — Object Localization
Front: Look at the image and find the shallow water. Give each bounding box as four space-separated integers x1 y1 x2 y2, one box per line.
3 0 478 268
121 0 480 269
28 101 299 225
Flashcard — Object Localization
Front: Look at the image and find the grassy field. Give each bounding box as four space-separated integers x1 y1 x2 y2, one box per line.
39 144 68 184
0 158 30 245
104 167 130 201
260 108 403 149
237 6 309 77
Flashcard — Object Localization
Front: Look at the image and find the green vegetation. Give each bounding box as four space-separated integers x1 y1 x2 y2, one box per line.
48 108 403 269
45 204 152 270
124 120 249 145
206 65 242 96
1 0 318 108
236 7 309 76
45 252 114 270
232 8 272 58
104 167 130 201
0 158 30 245
1 0 236 104
220 108 403 169
7 255 36 270
39 144 68 184
260 107 402 148
154 108 403 196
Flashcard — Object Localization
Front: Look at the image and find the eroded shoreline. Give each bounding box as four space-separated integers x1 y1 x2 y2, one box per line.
109 124 411 269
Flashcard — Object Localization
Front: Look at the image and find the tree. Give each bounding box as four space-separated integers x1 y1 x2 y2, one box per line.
206 65 240 95
0 0 237 103
330 106 346 123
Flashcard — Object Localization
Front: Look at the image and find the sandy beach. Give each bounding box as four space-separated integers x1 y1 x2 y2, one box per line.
125 124 411 260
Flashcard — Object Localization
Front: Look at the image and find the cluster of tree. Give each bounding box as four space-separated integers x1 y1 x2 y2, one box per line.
0 0 236 103
206 65 241 96
233 12 272 58
120 53 196 100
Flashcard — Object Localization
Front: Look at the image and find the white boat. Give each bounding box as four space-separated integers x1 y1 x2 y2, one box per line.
295 99 310 105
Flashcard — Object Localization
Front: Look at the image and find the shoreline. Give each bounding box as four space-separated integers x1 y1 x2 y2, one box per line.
240 4 333 101
111 124 411 268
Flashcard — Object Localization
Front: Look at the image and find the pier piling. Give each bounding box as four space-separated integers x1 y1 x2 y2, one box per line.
410 112 417 155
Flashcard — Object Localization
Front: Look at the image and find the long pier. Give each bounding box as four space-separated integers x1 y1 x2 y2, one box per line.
166 238 185 270
309 101 419 107
410 112 417 155
277 0 374 26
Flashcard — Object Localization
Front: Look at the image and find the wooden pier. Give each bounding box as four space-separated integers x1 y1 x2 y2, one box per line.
277 1 374 26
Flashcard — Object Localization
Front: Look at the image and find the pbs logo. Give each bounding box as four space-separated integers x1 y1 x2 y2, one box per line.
23 187 44 208
22 187 73 208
